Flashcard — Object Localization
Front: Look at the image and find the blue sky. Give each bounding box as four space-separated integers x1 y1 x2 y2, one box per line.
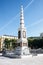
0 0 43 37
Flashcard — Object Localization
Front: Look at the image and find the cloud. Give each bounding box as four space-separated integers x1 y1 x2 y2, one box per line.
0 0 35 32
27 18 43 28
25 0 34 10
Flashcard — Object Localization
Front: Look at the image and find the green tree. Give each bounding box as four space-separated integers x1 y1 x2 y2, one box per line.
4 38 17 50
4 38 10 49
28 37 43 49
10 39 17 49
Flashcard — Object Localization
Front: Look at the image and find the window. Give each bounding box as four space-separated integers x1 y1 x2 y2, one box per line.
18 31 21 38
23 31 26 38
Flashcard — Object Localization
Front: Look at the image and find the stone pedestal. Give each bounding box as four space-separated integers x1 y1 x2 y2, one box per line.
14 46 30 58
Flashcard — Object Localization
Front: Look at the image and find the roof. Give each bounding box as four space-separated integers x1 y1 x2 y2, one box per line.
3 35 18 37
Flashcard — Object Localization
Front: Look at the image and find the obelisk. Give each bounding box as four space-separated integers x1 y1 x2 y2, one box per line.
15 5 30 57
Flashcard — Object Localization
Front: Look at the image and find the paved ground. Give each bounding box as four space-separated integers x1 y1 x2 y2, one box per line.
0 53 43 65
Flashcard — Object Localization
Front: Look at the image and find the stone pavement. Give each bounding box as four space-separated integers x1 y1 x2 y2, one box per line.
0 53 43 65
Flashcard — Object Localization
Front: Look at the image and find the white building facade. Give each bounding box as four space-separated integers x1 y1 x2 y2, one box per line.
0 35 18 51
40 33 43 38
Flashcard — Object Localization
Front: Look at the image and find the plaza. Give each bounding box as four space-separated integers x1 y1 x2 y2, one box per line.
0 53 43 65
0 0 43 65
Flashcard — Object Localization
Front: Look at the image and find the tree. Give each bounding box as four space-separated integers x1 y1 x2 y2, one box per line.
4 38 17 50
28 37 43 49
10 39 17 49
4 38 10 49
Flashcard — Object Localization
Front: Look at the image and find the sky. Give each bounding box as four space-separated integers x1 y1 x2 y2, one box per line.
0 0 43 37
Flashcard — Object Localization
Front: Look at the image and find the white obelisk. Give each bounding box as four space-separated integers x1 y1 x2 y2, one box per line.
15 5 30 57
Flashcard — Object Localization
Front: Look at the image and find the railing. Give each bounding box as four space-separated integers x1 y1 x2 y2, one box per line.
30 48 43 54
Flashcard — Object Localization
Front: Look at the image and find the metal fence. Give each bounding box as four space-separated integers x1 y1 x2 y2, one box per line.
30 48 43 54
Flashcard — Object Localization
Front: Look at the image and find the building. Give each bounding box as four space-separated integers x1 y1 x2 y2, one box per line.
40 33 43 38
0 35 18 51
1 35 18 39
0 37 2 51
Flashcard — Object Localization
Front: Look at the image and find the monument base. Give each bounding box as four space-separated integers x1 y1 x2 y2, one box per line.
14 46 31 58
2 46 32 58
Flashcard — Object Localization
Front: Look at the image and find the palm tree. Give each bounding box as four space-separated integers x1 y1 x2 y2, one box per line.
4 38 10 49
4 38 17 50
10 39 17 49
